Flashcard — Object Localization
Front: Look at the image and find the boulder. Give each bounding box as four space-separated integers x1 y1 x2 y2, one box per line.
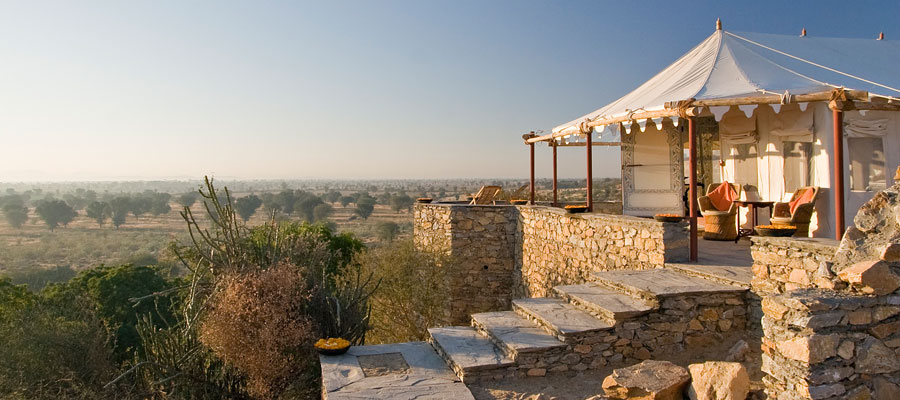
602 360 690 400
837 260 900 296
686 362 749 400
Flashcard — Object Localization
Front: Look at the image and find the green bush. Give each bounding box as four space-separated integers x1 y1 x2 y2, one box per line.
359 240 450 344
0 278 120 399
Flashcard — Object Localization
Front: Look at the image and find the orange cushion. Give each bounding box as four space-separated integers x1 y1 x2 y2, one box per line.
789 188 815 215
707 182 738 212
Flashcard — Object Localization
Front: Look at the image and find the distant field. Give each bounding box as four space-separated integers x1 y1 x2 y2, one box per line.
0 199 414 289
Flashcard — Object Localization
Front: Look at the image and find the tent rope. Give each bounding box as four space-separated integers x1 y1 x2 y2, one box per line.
726 31 900 96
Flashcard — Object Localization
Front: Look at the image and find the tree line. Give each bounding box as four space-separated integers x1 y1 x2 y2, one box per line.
0 186 420 231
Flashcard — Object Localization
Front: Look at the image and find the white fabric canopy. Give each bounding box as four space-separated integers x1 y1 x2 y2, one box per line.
554 30 900 134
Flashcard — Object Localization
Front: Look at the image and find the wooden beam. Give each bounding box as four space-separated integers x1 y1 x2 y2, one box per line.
552 141 622 147
527 109 690 144
830 100 900 112
666 90 867 109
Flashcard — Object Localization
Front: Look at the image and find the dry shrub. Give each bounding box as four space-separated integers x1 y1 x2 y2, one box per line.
199 263 315 399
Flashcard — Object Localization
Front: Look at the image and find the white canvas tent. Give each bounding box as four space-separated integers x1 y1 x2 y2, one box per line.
526 22 900 249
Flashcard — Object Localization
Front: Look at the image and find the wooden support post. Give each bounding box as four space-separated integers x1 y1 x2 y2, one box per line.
833 108 845 239
529 142 536 204
688 118 698 262
586 132 593 212
552 142 558 206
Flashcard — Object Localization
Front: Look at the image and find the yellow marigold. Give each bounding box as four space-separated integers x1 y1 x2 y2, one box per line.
315 338 350 350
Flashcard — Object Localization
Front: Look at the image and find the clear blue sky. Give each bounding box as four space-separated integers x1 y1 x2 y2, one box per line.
1 1 896 181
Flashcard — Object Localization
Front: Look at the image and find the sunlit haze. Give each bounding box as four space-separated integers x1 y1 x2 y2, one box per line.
1 1 896 181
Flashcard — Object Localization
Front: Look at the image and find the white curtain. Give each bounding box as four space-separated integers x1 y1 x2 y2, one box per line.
770 103 814 142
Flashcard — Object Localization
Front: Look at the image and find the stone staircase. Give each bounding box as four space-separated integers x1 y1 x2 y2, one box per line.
320 267 751 398
427 268 749 383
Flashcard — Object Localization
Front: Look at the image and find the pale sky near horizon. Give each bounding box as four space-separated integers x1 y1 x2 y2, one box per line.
1 1 897 181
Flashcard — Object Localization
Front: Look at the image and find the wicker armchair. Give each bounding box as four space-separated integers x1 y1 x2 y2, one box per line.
698 183 742 241
771 186 819 237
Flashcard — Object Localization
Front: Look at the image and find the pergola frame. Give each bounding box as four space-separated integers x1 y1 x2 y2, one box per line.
525 89 900 261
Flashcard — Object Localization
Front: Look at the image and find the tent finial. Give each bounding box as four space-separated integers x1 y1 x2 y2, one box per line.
716 18 722 31
800 28 807 37
878 32 884 40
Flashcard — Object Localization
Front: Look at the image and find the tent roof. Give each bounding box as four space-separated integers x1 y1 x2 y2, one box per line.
553 30 900 134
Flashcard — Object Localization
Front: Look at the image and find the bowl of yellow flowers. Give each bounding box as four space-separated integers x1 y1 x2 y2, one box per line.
315 337 351 356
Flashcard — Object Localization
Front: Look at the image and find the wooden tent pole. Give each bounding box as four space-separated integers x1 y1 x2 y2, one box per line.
833 108 845 239
530 142 536 204
688 118 699 262
586 132 593 212
552 142 558 206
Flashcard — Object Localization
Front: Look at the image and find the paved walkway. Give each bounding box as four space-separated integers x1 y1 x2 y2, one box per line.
320 341 475 400
665 239 754 287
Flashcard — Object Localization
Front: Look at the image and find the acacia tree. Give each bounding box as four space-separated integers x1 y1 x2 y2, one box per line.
375 221 399 242
234 194 262 222
110 197 130 229
177 192 199 208
313 203 333 222
85 201 112 227
1 199 28 228
35 199 76 231
354 198 375 220
389 194 413 213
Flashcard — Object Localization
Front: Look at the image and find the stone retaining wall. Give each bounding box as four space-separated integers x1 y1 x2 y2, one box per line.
414 204 691 303
414 204 518 324
761 289 900 399
516 206 688 297
750 237 841 295
758 183 900 399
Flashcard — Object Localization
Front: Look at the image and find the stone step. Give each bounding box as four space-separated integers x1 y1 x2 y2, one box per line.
553 283 656 322
663 263 752 288
471 311 567 358
427 326 514 378
320 341 475 400
511 298 613 340
591 269 747 304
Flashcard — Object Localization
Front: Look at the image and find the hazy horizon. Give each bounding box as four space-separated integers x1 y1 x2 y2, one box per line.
3 1 896 181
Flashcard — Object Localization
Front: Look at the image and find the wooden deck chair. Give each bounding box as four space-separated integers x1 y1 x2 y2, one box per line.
510 184 529 201
470 185 502 205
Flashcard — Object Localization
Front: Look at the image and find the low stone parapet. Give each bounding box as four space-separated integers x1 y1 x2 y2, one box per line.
517 205 688 297
751 236 840 295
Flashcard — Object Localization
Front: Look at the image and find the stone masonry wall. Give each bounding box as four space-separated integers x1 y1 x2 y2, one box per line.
516 206 689 297
414 204 517 324
757 182 900 400
751 236 840 295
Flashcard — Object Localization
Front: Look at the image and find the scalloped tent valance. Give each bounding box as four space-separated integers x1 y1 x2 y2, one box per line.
552 29 900 135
